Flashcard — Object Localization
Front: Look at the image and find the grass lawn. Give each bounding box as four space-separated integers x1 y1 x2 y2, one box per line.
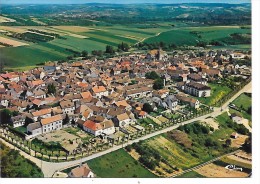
176 171 206 178
14 126 27 134
196 83 232 106
87 149 156 178
232 93 252 110
137 118 159 128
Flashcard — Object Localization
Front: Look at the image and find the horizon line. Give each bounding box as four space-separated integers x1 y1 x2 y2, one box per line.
1 2 251 5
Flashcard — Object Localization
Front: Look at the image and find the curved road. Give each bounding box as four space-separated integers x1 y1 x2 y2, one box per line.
0 82 251 177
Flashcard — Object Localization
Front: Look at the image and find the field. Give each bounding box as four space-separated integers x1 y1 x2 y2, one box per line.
0 36 29 47
145 26 251 46
0 25 168 68
145 135 201 170
87 149 156 178
0 24 251 68
232 93 252 110
0 16 16 23
195 163 248 178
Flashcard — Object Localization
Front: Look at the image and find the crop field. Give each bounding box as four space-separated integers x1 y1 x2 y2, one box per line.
52 26 93 32
87 149 156 178
145 135 201 170
0 26 27 33
0 36 29 47
0 25 168 68
0 16 16 23
0 24 251 68
145 26 251 46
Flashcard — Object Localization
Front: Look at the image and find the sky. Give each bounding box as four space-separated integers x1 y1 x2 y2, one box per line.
1 0 251 4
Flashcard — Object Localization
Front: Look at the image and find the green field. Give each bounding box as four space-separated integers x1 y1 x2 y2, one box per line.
196 83 232 106
0 25 251 68
87 149 156 178
145 26 251 46
232 93 252 110
0 25 169 68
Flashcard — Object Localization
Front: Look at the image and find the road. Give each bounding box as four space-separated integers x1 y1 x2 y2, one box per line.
0 81 252 177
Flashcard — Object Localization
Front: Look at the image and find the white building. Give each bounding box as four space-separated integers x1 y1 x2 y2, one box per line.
27 122 42 138
184 82 211 97
83 120 115 137
41 114 63 134
91 86 108 98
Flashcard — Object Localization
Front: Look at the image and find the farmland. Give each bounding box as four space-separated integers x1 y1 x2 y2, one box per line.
0 36 29 47
0 23 251 68
145 26 251 46
87 149 156 178
0 25 169 68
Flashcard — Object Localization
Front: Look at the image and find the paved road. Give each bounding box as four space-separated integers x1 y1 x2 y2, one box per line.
0 81 252 177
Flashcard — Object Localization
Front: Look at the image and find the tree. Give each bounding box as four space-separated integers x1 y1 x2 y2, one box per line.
225 138 232 147
145 71 160 80
118 42 130 52
24 116 34 127
242 133 252 153
142 103 153 113
153 78 164 90
47 83 56 95
110 68 114 76
81 50 88 57
105 45 115 54
63 114 70 125
0 109 12 125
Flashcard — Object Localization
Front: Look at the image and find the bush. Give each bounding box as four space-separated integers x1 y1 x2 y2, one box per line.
125 145 132 152
236 124 249 135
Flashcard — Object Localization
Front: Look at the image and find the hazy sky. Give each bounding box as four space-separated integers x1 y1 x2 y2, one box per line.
1 0 251 4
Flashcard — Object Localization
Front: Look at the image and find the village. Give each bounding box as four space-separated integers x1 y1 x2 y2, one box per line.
0 48 252 177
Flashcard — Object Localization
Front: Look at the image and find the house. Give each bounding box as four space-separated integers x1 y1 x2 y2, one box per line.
187 73 207 85
41 114 63 134
113 113 133 127
113 100 132 111
184 82 211 97
31 108 52 121
11 114 26 128
60 100 75 115
68 164 95 178
163 95 178 111
91 86 108 98
153 89 170 99
33 89 46 99
231 113 249 125
0 94 12 107
176 95 200 109
83 120 115 136
27 122 42 138
125 87 153 99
